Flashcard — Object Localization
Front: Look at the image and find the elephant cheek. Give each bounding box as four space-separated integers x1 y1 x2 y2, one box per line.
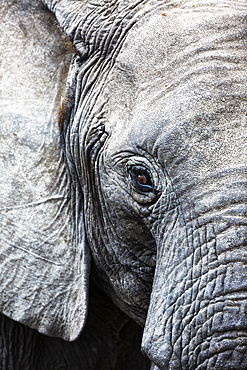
141 221 247 369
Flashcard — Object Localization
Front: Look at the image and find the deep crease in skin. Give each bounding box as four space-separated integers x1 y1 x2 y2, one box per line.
81 117 154 318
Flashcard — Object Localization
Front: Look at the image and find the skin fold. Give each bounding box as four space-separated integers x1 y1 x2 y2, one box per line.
0 0 246 369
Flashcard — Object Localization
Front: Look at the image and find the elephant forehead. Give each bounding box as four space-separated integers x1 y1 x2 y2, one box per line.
109 1 245 90
106 90 246 181
102 4 246 176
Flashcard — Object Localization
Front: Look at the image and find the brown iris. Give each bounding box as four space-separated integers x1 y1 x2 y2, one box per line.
137 174 148 185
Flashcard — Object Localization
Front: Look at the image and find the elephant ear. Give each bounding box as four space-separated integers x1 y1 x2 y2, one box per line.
0 2 90 341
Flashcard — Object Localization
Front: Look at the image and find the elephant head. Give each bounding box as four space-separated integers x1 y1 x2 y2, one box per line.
0 0 246 368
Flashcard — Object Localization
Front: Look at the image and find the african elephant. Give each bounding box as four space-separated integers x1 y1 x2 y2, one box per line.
0 0 246 369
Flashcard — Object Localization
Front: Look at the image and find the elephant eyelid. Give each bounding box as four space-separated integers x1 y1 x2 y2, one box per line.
128 166 155 193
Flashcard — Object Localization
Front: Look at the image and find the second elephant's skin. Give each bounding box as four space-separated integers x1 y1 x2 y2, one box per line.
0 0 246 369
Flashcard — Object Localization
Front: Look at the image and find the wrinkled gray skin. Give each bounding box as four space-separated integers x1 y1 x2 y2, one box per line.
0 0 246 369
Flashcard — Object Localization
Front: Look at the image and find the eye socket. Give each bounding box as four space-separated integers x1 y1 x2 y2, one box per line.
128 166 154 193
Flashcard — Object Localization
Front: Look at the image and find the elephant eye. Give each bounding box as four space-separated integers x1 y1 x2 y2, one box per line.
129 166 154 193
